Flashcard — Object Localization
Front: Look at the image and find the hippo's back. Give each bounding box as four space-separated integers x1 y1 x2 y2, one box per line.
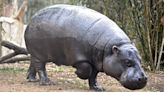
29 5 108 39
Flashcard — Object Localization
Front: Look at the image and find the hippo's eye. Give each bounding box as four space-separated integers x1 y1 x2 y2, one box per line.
125 60 132 67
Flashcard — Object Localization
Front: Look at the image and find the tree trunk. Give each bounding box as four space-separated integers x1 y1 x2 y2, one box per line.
156 38 164 70
0 0 3 56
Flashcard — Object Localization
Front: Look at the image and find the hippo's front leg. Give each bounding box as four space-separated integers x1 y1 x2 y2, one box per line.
89 69 105 91
74 62 104 91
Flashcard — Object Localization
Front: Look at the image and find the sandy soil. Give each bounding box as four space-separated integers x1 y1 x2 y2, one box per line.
0 63 163 92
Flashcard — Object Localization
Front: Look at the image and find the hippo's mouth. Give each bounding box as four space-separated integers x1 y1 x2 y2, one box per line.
119 78 147 90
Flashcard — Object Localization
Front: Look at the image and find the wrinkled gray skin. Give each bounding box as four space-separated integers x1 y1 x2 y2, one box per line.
25 5 147 91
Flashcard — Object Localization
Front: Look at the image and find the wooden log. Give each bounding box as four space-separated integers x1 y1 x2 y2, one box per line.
1 40 28 55
0 52 18 62
0 55 30 64
0 40 29 63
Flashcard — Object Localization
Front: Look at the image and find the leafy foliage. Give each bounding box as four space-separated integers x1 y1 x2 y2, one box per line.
1 0 163 71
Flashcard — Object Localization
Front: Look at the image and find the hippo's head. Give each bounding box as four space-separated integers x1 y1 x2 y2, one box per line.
103 44 147 90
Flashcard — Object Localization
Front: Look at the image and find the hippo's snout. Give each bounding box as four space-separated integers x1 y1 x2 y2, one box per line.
121 76 147 90
120 70 147 90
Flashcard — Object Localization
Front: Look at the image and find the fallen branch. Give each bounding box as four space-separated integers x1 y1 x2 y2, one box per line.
1 40 28 55
0 52 18 62
0 55 30 64
0 40 29 63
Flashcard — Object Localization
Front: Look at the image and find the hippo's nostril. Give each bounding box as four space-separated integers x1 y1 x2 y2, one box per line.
138 77 142 81
138 72 147 82
141 72 144 77
144 76 148 81
138 76 147 82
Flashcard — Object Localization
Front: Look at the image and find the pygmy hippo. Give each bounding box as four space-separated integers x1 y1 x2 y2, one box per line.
24 4 147 91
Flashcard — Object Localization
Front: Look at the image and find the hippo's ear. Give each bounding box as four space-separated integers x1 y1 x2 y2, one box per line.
131 39 136 46
131 42 136 46
112 45 120 54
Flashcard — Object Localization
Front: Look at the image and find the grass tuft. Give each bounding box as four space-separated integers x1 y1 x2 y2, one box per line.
0 67 27 73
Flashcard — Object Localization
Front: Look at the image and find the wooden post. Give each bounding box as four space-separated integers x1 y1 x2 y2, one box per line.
0 0 3 56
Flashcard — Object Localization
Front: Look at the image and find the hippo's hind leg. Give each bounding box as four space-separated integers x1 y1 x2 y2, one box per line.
27 60 38 82
30 56 54 85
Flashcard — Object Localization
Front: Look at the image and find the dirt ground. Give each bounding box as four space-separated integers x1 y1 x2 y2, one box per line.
0 62 164 92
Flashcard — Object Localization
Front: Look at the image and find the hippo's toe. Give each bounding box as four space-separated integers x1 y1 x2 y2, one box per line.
90 85 105 92
39 78 55 85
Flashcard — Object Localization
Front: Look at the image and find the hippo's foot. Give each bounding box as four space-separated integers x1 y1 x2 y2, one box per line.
90 84 105 91
27 73 38 82
39 78 55 85
38 70 55 85
89 69 105 91
27 77 39 82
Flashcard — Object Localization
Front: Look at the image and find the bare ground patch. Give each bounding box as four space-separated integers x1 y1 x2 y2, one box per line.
0 63 163 92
